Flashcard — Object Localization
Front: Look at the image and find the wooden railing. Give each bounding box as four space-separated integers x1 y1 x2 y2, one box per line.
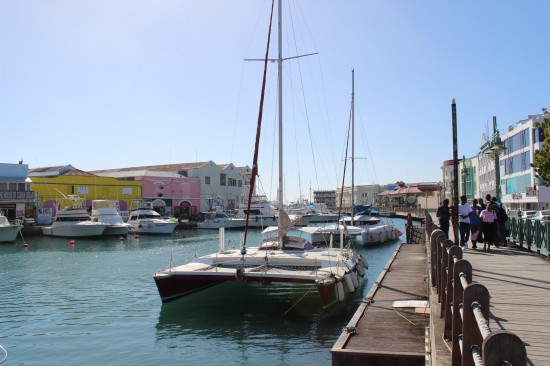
425 212 527 366
508 217 550 257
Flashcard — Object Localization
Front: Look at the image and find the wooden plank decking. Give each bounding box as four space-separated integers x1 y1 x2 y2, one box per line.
463 244 550 365
332 244 429 366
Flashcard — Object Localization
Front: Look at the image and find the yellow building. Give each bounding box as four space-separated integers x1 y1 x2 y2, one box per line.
29 165 142 212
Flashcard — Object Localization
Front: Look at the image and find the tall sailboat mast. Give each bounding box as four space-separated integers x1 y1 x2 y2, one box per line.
277 0 284 211
351 69 355 225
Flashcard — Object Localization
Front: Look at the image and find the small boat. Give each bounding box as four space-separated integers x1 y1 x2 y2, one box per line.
91 200 131 236
0 214 22 243
197 212 246 230
42 195 108 238
341 213 399 246
127 208 177 235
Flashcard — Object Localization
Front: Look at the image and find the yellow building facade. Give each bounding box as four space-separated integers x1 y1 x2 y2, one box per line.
30 166 142 212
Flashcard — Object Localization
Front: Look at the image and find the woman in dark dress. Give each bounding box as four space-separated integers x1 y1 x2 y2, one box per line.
478 202 497 251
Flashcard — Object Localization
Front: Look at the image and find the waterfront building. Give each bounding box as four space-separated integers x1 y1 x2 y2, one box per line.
0 162 35 221
377 181 441 210
336 184 388 212
313 190 336 211
499 113 549 211
29 165 142 214
93 161 248 213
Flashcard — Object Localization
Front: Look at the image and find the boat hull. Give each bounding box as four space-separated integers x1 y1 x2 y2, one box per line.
361 224 399 245
103 225 130 236
130 222 177 235
0 226 21 243
42 223 107 238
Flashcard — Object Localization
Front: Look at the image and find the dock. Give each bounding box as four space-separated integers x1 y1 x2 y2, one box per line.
333 212 550 365
332 243 429 365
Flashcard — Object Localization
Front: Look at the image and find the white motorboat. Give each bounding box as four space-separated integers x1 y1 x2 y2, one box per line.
42 196 108 238
127 208 177 235
0 214 22 243
153 1 365 310
233 195 278 228
197 212 247 230
341 213 400 246
91 200 131 236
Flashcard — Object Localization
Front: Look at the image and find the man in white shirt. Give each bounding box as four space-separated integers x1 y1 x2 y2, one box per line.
458 195 472 249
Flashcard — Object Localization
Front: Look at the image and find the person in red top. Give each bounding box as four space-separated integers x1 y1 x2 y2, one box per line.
478 202 497 251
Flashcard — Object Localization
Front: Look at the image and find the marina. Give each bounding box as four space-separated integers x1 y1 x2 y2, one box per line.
0 220 406 366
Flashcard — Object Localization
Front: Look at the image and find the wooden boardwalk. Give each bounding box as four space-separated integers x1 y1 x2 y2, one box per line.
463 244 550 365
332 243 429 365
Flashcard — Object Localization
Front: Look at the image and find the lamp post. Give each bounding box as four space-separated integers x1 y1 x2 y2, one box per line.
488 116 505 200
461 155 469 198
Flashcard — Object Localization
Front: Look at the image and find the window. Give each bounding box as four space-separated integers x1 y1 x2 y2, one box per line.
205 176 211 185
238 180 242 187
228 178 236 186
220 174 226 186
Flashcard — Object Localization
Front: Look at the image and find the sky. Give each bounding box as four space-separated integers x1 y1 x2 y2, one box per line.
2 1 549 203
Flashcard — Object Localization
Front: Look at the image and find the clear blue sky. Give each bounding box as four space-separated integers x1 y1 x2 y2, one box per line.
1 1 549 203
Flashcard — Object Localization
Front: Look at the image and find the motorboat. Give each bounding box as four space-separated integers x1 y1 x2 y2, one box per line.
42 195 108 238
232 195 278 228
341 213 400 246
197 212 247 230
153 1 365 310
127 208 178 235
91 200 131 236
0 214 22 243
287 203 340 226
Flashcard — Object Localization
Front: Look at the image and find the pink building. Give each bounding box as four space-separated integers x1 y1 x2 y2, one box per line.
139 174 200 219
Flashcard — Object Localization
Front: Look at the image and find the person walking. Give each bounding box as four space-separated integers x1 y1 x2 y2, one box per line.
479 202 497 251
470 198 482 249
437 199 450 238
458 195 472 249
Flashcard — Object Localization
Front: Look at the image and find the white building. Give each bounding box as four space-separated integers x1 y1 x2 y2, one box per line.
500 114 550 210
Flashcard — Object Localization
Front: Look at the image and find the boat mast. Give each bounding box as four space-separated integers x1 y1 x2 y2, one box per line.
351 69 355 225
277 0 283 212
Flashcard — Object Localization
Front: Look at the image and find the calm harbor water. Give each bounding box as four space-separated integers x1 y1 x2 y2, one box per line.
0 218 407 366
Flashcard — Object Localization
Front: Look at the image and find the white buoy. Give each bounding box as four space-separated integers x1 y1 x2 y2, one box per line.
344 272 355 292
336 281 345 301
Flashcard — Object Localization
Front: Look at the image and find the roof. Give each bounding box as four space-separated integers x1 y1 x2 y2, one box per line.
91 162 210 174
28 165 98 177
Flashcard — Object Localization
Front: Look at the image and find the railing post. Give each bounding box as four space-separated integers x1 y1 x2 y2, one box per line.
443 246 462 339
451 259 472 366
439 239 454 315
462 283 490 366
483 330 527 366
430 229 445 287
436 233 447 297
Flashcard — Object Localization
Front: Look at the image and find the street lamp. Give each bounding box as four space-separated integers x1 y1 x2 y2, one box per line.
461 155 469 198
488 116 506 200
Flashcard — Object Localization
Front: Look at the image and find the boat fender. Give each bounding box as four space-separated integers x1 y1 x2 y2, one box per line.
398 231 403 237
138 224 143 228
356 263 365 277
344 272 355 292
350 270 359 288
236 267 245 280
358 255 369 269
370 236 375 242
336 281 345 301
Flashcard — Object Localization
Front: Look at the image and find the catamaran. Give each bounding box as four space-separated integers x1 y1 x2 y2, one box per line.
153 0 366 309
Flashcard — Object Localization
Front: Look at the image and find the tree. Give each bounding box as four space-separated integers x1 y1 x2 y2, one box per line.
531 108 550 186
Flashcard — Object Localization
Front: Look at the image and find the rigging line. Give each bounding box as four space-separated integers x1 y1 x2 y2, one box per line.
281 282 318 317
287 2 320 192
294 1 339 185
243 0 275 248
337 108 353 217
357 106 380 185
